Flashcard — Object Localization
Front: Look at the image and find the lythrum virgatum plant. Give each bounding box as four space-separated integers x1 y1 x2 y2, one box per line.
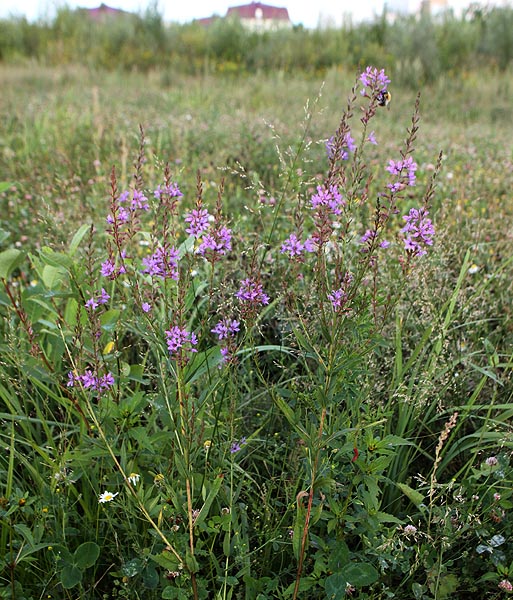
4 67 506 599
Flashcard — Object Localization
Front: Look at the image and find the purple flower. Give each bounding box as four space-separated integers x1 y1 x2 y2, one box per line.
98 288 110 305
100 259 116 278
185 208 211 237
85 296 99 310
118 190 130 203
401 207 435 257
142 246 179 280
196 226 232 258
99 372 115 389
67 369 115 392
236 278 269 306
386 156 417 189
130 189 149 211
141 302 152 313
280 233 315 259
359 66 390 95
310 185 345 215
165 326 198 357
67 371 78 387
230 437 247 454
344 132 357 153
211 318 240 340
368 131 378 145
154 182 183 200
327 272 353 312
106 206 130 224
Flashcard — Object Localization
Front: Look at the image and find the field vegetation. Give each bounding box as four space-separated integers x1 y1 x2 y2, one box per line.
1 9 513 599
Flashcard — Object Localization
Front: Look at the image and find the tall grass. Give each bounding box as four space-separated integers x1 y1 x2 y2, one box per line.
1 65 513 599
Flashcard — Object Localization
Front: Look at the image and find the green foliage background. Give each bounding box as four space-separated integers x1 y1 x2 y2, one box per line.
2 4 513 83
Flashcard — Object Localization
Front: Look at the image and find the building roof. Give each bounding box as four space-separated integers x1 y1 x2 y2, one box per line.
226 2 291 21
83 3 131 21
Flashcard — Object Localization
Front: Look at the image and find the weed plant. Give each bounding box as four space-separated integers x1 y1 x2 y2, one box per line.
1 67 513 600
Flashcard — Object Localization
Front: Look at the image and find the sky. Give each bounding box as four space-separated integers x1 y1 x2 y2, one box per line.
0 0 390 27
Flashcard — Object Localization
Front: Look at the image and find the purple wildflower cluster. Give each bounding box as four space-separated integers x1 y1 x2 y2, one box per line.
310 184 345 216
196 225 232 259
67 370 115 392
211 318 240 365
101 257 126 280
211 318 240 340
184 208 211 237
280 233 315 260
401 207 435 257
236 278 270 307
142 246 179 280
359 66 391 96
154 182 183 201
106 189 150 226
85 288 110 310
327 272 353 313
386 156 418 192
165 326 198 359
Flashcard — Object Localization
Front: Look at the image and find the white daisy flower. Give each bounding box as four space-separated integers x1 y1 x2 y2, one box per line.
127 473 140 486
98 490 119 503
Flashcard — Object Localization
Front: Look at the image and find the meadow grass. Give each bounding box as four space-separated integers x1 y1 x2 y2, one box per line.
0 65 513 599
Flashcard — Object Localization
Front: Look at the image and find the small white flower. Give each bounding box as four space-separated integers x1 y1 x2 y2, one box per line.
403 524 418 536
468 264 480 274
98 490 119 503
127 472 140 487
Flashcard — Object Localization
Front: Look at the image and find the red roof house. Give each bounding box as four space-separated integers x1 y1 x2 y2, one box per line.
83 3 132 21
226 2 292 30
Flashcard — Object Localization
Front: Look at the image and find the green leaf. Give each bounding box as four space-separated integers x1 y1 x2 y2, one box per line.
0 228 11 245
42 264 67 290
325 572 348 599
162 587 189 599
60 564 83 589
69 224 91 256
100 309 120 332
193 474 224 529
73 541 100 569
429 573 459 599
185 550 199 573
38 247 73 269
0 182 14 193
328 541 350 572
0 248 26 279
13 523 35 547
122 557 145 577
142 565 159 589
341 562 379 587
375 511 403 524
396 482 424 506
150 551 181 571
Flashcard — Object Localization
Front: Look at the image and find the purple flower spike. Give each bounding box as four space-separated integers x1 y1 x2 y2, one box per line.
142 246 179 280
165 326 198 357
401 207 435 257
236 278 269 307
359 66 391 95
185 208 211 237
